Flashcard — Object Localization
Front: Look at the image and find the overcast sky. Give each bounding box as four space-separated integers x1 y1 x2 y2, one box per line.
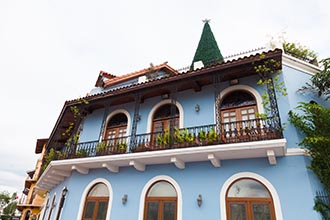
0 0 329 196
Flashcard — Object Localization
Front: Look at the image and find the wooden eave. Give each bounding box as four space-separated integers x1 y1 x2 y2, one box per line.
35 138 48 154
46 49 282 150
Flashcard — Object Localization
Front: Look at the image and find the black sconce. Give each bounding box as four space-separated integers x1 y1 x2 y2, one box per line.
195 104 200 112
197 194 202 207
122 194 128 205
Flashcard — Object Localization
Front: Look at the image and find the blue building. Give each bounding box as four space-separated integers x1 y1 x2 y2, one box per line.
35 22 326 220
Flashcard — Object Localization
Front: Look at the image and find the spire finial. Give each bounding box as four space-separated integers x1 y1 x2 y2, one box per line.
202 19 211 23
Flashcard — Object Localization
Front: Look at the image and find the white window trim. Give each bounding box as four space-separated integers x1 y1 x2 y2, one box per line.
146 100 184 133
102 109 132 140
220 172 283 220
138 175 182 220
218 85 265 114
76 178 113 220
47 193 56 220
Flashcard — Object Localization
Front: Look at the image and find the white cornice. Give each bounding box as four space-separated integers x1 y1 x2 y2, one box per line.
282 53 321 76
36 139 287 191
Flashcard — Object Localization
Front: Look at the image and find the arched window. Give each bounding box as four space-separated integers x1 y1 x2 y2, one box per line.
104 113 128 140
152 104 179 133
220 90 259 141
24 210 31 220
47 195 56 220
82 183 109 220
226 178 275 220
144 181 177 220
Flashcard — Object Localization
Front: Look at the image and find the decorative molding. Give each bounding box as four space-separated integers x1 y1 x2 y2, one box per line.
282 53 321 76
138 175 182 220
217 84 265 114
170 157 185 169
37 139 287 191
71 165 89 175
208 154 221 167
129 160 145 171
76 178 113 220
285 148 306 156
146 99 184 133
267 150 276 165
102 109 132 140
102 163 119 173
220 172 283 220
51 169 71 177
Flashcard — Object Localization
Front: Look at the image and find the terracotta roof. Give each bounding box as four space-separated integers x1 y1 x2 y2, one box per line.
67 48 282 104
94 70 117 87
103 62 178 88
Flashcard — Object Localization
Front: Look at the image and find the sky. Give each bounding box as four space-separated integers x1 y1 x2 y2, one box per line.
0 0 329 196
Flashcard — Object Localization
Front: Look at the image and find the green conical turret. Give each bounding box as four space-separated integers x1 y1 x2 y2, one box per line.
191 20 224 69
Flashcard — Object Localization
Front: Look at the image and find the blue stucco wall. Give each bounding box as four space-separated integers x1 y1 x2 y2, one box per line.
46 155 321 220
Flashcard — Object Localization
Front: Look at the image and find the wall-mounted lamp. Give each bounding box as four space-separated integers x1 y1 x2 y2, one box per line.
197 194 202 207
195 104 200 112
136 115 141 121
229 79 239 86
62 187 68 197
161 93 169 100
122 194 128 205
31 214 37 220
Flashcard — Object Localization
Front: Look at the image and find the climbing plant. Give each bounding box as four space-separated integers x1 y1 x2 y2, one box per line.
254 53 287 117
283 41 317 63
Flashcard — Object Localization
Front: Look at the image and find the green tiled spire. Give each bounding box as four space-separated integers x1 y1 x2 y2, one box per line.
191 20 224 69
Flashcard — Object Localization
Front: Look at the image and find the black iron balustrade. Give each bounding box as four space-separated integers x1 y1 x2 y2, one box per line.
56 117 282 160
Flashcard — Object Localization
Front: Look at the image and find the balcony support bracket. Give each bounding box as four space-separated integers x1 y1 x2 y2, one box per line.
102 163 119 173
170 157 185 169
208 154 221 167
71 165 89 174
129 160 145 171
267 150 277 165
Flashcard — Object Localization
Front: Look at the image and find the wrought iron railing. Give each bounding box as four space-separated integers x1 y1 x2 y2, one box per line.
56 117 282 160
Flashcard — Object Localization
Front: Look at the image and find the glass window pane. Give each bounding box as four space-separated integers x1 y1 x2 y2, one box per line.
248 108 255 113
228 179 271 198
230 203 247 220
147 202 159 220
147 182 177 197
230 112 236 116
223 112 229 117
163 202 176 220
96 201 108 220
241 110 247 114
242 116 248 121
83 201 95 220
252 204 271 220
88 183 109 197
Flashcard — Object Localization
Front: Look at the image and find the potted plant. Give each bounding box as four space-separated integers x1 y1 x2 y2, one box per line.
197 130 207 145
75 149 89 158
207 127 218 144
110 142 127 154
96 141 107 156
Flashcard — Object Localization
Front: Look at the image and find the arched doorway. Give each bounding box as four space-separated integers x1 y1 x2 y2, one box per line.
144 181 177 220
226 178 275 220
82 183 109 220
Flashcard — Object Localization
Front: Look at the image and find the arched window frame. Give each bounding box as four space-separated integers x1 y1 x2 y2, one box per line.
216 85 265 120
101 109 131 141
147 100 184 133
47 194 56 220
139 175 182 220
24 209 31 220
220 172 283 220
77 178 113 220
